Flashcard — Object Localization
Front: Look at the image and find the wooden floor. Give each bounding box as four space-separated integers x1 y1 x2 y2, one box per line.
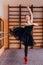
0 48 43 65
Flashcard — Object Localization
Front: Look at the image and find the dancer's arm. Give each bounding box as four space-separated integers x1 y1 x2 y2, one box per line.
27 6 39 26
27 6 33 23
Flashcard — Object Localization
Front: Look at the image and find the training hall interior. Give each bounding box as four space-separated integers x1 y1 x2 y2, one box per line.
0 0 43 65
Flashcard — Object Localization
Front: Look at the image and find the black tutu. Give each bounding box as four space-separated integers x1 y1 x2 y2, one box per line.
9 25 34 46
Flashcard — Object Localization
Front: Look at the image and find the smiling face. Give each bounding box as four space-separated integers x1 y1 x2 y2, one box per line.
25 15 30 22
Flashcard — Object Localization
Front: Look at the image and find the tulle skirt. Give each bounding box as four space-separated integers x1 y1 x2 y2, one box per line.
10 25 34 46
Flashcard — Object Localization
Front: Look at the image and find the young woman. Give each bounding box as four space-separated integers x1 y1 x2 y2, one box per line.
9 5 38 64
21 6 38 64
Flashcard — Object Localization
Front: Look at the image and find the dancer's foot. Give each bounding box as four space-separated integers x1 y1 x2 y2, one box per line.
24 56 27 64
9 29 13 35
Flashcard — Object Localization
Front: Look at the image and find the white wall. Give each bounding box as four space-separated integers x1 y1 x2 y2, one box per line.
0 0 43 19
3 0 43 19
0 0 4 18
4 0 43 6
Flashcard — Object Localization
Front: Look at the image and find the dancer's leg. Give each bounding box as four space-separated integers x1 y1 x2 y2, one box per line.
25 45 28 57
24 45 28 64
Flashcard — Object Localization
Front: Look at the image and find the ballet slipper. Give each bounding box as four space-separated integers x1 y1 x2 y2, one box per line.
24 56 27 64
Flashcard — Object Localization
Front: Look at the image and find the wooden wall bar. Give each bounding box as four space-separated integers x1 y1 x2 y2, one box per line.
0 18 4 48
8 5 43 49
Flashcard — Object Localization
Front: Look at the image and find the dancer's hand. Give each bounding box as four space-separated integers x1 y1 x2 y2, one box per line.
27 5 30 9
27 4 31 9
33 23 39 26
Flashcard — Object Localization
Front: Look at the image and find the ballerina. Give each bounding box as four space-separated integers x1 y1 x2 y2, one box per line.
9 5 38 64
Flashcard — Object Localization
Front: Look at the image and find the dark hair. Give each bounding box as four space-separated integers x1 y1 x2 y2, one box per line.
25 14 31 19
